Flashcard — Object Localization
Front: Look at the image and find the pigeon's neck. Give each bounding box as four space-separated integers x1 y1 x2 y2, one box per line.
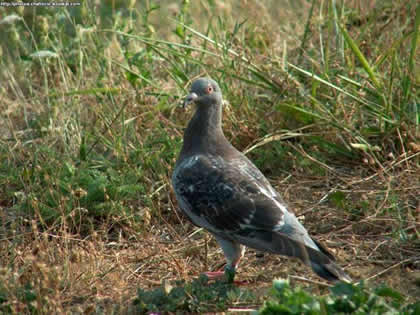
180 103 232 158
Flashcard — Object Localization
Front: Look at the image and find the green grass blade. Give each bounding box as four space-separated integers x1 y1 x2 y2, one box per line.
402 4 420 104
288 63 378 108
338 23 382 90
409 5 420 76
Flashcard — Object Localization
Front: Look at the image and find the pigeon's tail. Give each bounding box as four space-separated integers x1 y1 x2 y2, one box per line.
291 240 352 282
310 259 352 283
309 239 352 283
238 231 352 283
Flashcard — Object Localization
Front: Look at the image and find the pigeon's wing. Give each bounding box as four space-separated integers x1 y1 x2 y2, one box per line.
172 153 350 282
173 153 316 251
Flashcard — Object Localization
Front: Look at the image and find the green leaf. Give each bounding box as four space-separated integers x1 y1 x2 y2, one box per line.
329 191 347 209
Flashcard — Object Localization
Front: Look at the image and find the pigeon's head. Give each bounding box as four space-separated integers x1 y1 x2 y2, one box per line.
183 77 222 108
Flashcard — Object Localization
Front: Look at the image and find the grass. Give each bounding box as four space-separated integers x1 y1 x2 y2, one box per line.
0 0 419 313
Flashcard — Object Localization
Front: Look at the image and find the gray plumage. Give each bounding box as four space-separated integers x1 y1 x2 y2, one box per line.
172 77 351 283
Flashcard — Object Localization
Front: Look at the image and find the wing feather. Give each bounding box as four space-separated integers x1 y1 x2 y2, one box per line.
173 154 309 244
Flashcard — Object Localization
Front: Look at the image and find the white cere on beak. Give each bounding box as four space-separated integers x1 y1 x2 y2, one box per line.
183 92 198 108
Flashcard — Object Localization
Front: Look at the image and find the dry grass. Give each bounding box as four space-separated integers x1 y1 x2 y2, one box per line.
1 165 418 312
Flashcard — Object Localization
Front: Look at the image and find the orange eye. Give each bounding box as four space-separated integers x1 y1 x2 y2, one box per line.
205 85 213 94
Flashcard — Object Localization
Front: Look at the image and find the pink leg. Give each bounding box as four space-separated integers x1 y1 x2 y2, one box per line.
203 256 249 284
203 270 250 285
204 238 248 284
203 270 225 280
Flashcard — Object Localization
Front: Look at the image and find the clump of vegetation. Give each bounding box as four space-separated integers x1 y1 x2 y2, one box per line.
0 0 418 312
134 275 257 313
261 279 420 314
133 277 420 314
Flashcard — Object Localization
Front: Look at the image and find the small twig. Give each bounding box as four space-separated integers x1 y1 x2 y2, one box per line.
364 257 419 282
372 178 392 217
243 131 308 155
187 227 204 238
289 275 332 287
164 248 185 279
296 187 337 217
279 174 292 184
227 307 258 312
149 182 167 197
289 143 340 175
396 127 409 170
349 152 420 185
366 240 388 260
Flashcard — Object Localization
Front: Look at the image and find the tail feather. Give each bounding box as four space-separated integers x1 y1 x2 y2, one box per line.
237 231 352 282
311 239 352 282
312 239 336 261
311 260 352 283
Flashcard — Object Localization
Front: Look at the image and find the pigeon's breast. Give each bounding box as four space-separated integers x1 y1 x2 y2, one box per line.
172 154 235 232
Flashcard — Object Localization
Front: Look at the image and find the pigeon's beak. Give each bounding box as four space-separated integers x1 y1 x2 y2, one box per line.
183 92 198 108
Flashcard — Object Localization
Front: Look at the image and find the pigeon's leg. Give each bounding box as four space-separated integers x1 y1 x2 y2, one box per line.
204 236 245 283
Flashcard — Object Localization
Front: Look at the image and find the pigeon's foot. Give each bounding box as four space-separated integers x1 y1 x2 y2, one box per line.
203 263 234 282
203 271 248 285
203 271 225 280
203 266 250 285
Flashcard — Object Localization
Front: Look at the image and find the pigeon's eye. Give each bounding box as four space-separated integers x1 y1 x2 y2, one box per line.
205 85 213 94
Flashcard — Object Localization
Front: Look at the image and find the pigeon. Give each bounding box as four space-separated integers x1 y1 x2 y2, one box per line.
172 77 351 283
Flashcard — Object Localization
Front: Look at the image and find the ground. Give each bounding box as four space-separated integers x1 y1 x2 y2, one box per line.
2 165 418 312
